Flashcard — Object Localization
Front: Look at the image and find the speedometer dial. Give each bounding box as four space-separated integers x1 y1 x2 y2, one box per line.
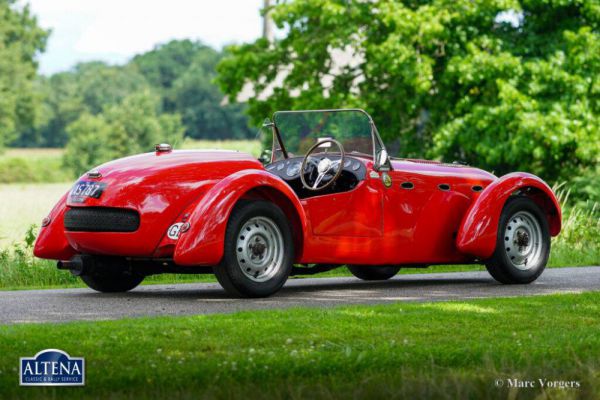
286 162 301 177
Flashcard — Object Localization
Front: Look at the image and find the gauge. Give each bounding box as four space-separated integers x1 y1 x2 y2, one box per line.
352 161 361 171
286 162 301 177
343 159 351 168
276 163 285 171
266 164 277 171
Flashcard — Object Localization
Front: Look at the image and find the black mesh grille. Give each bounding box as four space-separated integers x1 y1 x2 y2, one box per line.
64 207 140 232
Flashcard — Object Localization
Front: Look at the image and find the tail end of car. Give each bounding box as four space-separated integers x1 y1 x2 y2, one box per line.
33 191 77 261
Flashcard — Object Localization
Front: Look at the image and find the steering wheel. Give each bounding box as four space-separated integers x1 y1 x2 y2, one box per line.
300 139 346 191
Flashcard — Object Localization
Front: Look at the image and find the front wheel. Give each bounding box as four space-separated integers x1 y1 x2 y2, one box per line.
347 265 401 281
485 196 550 284
214 201 294 297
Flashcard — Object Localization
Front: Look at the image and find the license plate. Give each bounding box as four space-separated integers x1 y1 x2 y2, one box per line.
69 181 106 203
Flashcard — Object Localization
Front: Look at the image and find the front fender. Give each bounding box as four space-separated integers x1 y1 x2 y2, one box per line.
456 172 561 259
33 191 77 260
174 169 307 266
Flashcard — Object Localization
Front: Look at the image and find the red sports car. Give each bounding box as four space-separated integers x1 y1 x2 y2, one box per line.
34 109 561 297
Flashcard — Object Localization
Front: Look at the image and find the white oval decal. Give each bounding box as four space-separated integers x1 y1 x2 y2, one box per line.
167 223 184 240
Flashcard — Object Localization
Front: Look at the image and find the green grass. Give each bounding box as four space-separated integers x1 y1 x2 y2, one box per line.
0 148 71 184
1 292 599 399
0 183 71 248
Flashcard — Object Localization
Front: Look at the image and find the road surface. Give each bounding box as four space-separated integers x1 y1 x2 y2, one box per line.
1 266 598 324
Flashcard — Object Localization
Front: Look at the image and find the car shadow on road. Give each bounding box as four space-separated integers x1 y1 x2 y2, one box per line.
73 276 497 301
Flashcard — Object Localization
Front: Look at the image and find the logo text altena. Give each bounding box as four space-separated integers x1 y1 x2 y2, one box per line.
22 360 82 376
20 349 85 386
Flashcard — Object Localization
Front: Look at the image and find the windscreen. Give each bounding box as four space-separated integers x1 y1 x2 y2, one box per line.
273 110 373 158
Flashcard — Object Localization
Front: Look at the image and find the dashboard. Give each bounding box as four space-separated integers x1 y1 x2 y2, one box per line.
265 155 367 198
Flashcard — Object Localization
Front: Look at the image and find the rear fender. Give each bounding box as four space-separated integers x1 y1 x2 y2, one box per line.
456 172 561 259
33 191 77 260
174 170 307 266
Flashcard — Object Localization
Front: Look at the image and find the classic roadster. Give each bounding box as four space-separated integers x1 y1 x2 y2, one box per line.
34 109 561 297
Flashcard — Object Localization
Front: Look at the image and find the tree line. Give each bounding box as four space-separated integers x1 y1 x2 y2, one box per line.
1 1 253 161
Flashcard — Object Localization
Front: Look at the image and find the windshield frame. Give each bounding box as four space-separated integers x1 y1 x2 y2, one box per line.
269 108 389 168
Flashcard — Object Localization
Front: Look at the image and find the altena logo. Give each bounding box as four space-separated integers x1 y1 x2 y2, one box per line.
20 349 85 386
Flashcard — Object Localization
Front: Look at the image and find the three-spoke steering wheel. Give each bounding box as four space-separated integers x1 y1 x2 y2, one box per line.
300 139 346 191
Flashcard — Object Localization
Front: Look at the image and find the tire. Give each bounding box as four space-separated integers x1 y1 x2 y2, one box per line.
485 196 550 284
214 200 294 297
347 265 401 281
80 271 144 293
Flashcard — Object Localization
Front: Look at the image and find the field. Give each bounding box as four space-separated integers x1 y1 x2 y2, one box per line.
1 292 599 399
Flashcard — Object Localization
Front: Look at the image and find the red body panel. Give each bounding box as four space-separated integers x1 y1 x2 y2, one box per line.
456 172 561 259
34 149 561 268
298 159 497 265
174 169 308 266
35 150 262 259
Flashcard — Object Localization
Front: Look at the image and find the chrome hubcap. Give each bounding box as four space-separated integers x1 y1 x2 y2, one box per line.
236 216 284 282
503 211 543 270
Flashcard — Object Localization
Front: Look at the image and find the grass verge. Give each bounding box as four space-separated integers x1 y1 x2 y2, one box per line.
1 292 599 399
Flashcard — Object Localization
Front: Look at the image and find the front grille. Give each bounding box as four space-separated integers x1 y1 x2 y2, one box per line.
64 207 140 232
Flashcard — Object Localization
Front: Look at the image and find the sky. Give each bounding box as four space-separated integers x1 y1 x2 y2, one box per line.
22 0 265 75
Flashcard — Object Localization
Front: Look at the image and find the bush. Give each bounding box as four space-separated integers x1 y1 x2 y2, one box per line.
63 91 184 176
0 153 71 183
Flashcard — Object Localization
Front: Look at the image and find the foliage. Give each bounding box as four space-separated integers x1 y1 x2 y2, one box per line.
13 62 154 148
551 184 600 264
0 156 70 184
1 293 600 398
132 40 254 140
217 0 600 183
63 91 185 176
0 0 48 149
172 56 254 140
12 40 254 148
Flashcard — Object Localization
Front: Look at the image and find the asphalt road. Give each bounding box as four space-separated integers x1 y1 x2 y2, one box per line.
1 266 599 324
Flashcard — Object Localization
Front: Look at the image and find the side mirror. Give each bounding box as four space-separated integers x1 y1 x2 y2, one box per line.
376 149 390 171
258 149 272 165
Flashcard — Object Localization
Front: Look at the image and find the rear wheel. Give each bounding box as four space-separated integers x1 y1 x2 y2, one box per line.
80 271 144 293
347 265 401 281
214 200 294 297
485 197 550 284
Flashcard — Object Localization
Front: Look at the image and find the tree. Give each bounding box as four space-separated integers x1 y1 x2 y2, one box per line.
217 0 599 182
132 40 211 111
172 55 253 140
63 91 184 176
0 0 48 149
133 39 253 139
15 62 153 147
